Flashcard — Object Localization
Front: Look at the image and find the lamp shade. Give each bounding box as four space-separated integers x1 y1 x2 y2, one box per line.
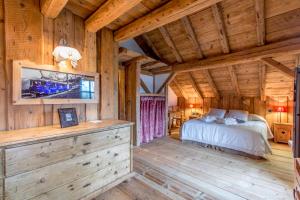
52 46 82 68
274 106 287 112
189 104 194 108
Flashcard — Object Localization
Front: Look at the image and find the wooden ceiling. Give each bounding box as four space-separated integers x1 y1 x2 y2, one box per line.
46 0 300 99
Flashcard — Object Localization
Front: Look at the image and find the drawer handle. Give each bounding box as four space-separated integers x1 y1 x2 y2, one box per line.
82 162 91 166
281 131 286 134
114 153 119 157
115 135 120 139
83 183 91 188
114 171 118 175
83 142 91 146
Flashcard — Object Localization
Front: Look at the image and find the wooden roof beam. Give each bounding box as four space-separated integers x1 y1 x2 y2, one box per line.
258 62 266 101
157 72 177 94
86 0 143 32
261 57 294 78
255 0 265 46
159 26 183 63
228 65 240 96
211 3 230 53
151 36 300 73
140 79 151 93
40 0 69 18
114 0 223 41
186 73 204 99
202 69 219 98
181 16 204 59
134 35 161 61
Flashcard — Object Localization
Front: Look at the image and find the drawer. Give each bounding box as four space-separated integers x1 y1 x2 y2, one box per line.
5 127 131 177
31 159 130 200
276 128 291 143
5 143 130 200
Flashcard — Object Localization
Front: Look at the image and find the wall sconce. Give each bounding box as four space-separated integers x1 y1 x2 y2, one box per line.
52 39 82 68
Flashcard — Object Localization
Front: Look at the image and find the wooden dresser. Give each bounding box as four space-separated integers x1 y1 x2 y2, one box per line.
273 122 293 143
0 120 133 200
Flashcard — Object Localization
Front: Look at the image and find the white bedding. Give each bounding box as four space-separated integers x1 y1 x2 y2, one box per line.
181 119 273 157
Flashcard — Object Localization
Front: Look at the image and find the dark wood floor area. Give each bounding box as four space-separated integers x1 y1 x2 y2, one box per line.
96 137 293 200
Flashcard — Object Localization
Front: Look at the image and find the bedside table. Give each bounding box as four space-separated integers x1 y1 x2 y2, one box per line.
273 123 293 143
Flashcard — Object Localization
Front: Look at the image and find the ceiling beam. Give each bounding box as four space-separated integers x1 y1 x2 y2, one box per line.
211 3 230 53
258 62 266 101
261 57 294 78
159 26 183 63
151 36 300 73
157 72 177 94
255 0 265 46
227 65 240 96
181 16 204 59
114 0 223 41
140 79 151 93
134 35 161 61
186 73 203 99
202 69 219 98
40 0 68 18
85 0 143 32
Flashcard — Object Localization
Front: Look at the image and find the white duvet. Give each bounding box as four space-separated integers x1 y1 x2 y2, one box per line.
181 118 273 157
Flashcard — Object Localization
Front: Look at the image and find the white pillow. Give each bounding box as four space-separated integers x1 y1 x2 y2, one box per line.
226 110 249 121
248 114 265 122
207 108 226 119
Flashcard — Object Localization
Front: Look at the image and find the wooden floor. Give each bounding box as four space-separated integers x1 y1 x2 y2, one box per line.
96 136 294 200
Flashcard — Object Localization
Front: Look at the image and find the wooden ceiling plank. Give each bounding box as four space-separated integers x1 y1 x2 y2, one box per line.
114 0 223 41
157 72 177 94
172 78 188 99
40 0 69 18
181 16 204 59
159 26 183 63
227 65 240 96
255 0 265 46
261 57 294 78
202 69 219 98
140 79 151 93
85 0 143 32
258 62 266 101
211 3 230 54
187 72 203 99
134 35 161 61
151 36 300 73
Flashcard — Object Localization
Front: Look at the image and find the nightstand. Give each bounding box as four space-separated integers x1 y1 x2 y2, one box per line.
273 122 293 143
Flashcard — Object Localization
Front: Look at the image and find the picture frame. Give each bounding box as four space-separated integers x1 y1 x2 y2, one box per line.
58 108 79 128
12 60 99 105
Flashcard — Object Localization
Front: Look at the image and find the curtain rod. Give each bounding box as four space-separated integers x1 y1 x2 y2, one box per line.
140 93 166 97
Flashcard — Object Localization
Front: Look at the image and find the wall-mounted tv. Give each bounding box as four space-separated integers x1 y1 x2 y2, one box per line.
13 60 99 105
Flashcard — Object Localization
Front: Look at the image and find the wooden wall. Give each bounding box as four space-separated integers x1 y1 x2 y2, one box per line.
182 95 293 128
1 0 98 130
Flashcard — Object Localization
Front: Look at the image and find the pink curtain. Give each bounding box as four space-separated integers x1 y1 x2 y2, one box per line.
140 96 166 144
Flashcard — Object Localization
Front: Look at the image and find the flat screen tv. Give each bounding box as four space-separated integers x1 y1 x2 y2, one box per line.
13 60 99 105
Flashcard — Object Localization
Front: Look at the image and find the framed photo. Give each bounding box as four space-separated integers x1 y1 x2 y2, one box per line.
58 108 79 128
12 60 99 105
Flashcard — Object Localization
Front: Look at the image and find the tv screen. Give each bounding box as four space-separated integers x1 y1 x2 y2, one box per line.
21 67 95 99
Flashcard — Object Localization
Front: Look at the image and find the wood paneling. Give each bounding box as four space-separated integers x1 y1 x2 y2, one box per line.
125 62 141 146
2 1 98 130
98 28 119 120
0 0 5 131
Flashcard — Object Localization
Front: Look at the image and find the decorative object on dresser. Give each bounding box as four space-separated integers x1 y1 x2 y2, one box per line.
0 120 133 200
12 60 99 105
273 122 293 143
58 108 79 128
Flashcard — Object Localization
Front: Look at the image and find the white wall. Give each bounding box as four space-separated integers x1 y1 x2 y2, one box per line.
140 74 154 93
168 86 177 107
119 39 145 55
155 73 170 93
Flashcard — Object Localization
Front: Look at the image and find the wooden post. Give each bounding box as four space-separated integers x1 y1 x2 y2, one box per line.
98 28 119 119
118 65 126 120
125 61 141 146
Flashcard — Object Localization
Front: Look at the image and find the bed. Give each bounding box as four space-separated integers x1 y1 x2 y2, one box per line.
180 111 273 158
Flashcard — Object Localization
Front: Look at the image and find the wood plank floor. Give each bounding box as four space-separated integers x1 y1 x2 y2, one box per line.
96 137 294 200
